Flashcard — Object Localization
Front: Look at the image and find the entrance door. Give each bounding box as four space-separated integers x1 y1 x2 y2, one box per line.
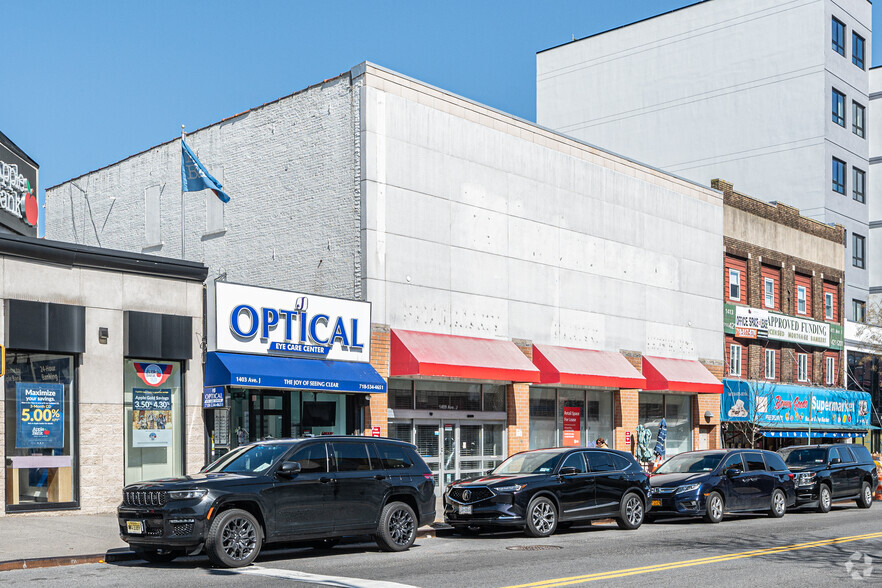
248 391 291 441
411 420 505 493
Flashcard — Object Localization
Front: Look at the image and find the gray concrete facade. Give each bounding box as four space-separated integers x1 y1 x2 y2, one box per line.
47 62 724 363
537 0 871 319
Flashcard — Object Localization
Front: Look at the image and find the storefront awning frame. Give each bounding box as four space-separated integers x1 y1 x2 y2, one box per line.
642 356 723 394
532 344 646 388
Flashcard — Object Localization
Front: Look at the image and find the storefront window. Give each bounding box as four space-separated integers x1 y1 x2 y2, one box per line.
388 379 414 410
638 392 693 457
124 360 183 485
4 352 77 511
415 381 481 411
530 387 614 450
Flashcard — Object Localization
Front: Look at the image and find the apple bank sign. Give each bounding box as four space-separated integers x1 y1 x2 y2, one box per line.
214 282 371 362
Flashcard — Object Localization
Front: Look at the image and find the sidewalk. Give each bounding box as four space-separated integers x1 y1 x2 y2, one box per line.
0 503 447 571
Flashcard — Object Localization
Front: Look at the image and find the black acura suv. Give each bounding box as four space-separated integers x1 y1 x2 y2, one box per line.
118 437 435 567
444 447 651 537
778 444 877 513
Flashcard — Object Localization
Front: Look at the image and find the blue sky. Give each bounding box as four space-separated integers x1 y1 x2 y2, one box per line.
2 1 880 236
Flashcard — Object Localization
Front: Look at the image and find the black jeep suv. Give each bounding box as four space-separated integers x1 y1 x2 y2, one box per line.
118 437 435 567
778 444 878 513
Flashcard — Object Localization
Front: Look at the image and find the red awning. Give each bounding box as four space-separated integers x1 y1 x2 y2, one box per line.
390 329 540 383
532 344 646 388
642 356 723 394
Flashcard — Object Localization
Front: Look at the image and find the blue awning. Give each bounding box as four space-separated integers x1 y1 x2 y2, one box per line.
762 430 868 439
205 352 387 394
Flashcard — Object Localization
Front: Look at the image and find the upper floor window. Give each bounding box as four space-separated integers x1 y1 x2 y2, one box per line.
853 167 865 203
826 356 836 385
832 158 846 194
797 353 808 382
729 344 741 377
797 285 808 315
832 18 845 56
853 233 865 269
825 292 834 320
853 299 866 322
853 32 865 69
832 89 846 127
764 277 775 308
765 349 776 380
853 102 865 138
728 269 741 301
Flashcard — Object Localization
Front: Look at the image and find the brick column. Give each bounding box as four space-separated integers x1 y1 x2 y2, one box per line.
693 394 722 450
615 389 640 453
507 383 530 456
366 324 390 437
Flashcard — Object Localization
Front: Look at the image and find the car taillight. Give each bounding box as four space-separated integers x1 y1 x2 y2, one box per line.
788 473 794 480
424 474 433 480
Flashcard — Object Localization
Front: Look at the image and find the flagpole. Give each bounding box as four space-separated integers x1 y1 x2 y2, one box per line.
181 124 186 260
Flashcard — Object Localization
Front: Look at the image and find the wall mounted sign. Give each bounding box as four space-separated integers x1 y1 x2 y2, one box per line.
203 386 225 408
213 282 372 362
724 304 843 350
0 133 38 236
16 382 64 448
132 388 173 447
562 406 581 447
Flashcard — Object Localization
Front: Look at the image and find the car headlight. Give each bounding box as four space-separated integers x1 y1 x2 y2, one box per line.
797 472 816 487
167 489 208 500
676 483 702 494
493 484 525 493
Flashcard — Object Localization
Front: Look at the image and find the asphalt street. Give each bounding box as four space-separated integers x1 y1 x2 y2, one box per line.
2 503 880 587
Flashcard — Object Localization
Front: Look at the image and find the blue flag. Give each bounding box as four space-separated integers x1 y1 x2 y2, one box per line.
181 139 230 203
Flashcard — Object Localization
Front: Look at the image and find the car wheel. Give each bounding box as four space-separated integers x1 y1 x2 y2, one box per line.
524 496 558 538
615 492 644 530
307 538 341 550
376 501 417 552
205 508 263 568
768 489 786 518
817 484 832 513
857 482 874 509
703 491 724 524
137 548 181 564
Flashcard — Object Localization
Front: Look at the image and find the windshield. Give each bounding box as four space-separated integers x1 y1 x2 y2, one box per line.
203 444 290 474
655 453 724 474
781 448 827 466
492 451 563 475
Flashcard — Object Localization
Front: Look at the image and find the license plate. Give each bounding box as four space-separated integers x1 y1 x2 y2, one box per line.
651 499 661 507
126 520 145 534
458 505 472 515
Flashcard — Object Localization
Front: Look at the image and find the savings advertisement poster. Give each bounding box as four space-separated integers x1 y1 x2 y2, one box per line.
132 388 173 447
16 382 64 448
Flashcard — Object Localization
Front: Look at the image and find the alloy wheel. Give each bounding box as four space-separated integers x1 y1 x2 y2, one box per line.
532 502 555 534
821 488 831 511
389 507 415 546
221 516 258 561
626 496 643 526
865 486 873 505
774 492 785 515
710 495 723 520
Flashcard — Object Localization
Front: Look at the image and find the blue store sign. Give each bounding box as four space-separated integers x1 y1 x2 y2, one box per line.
16 382 64 448
203 386 225 408
723 379 872 429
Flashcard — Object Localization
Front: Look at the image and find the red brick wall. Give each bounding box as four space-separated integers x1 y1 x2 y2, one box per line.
366 324 390 436
693 393 722 450
614 389 640 452
507 340 533 456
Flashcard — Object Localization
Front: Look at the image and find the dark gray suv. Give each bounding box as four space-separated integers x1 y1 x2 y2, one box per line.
118 437 435 567
779 444 877 513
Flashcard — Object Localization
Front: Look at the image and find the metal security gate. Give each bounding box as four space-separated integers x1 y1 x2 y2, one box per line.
391 420 505 494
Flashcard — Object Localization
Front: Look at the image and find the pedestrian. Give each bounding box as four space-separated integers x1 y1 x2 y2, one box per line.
595 437 609 448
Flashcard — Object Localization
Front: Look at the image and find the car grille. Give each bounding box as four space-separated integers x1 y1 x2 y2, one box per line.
448 486 494 504
653 487 676 494
171 521 194 536
124 490 168 507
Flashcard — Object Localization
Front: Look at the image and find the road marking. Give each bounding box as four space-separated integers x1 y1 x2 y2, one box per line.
501 531 882 587
232 564 420 587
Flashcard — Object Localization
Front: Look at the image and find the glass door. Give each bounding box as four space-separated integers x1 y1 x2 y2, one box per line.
248 391 290 441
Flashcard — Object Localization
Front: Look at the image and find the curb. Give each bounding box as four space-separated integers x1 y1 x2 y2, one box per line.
0 527 440 572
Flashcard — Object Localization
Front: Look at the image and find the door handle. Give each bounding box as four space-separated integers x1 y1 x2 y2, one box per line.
374 474 387 480
319 477 334 484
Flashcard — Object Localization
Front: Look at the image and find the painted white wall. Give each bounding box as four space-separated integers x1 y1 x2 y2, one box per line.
360 64 724 362
537 0 870 313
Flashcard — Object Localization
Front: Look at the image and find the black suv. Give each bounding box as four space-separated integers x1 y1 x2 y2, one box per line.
778 444 878 513
444 447 651 537
118 437 435 567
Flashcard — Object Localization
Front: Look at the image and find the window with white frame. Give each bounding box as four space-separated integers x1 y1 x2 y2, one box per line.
764 278 775 308
765 349 776 380
797 286 807 314
728 269 741 301
825 356 835 385
853 299 866 322
798 353 808 382
729 344 742 377
824 292 834 320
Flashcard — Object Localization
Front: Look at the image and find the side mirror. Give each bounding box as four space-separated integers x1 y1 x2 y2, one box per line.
559 466 579 477
485 469 495 476
830 457 841 466
278 461 301 476
726 468 742 478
